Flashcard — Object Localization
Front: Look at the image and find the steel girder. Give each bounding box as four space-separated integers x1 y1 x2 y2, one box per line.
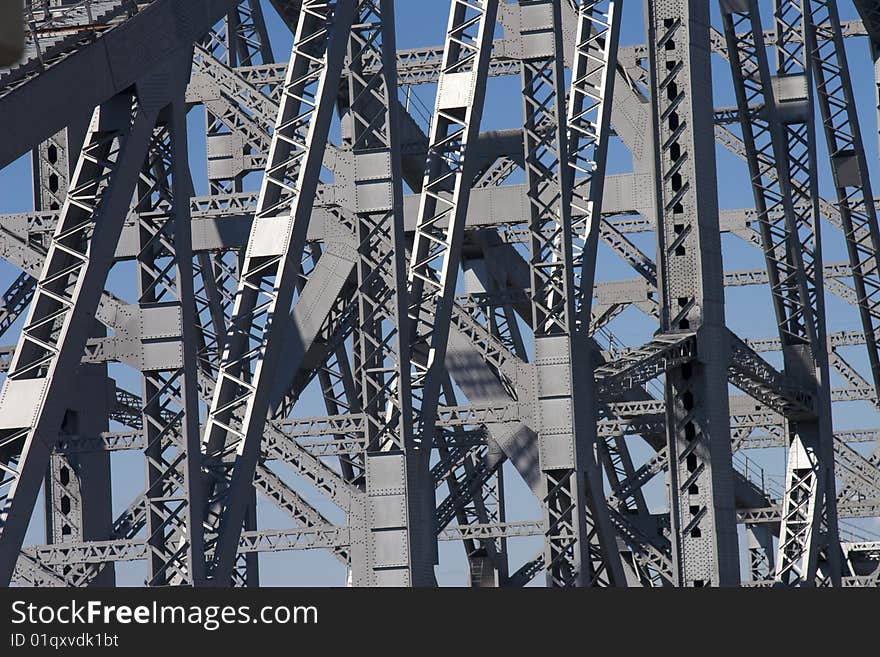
0 0 245 170
645 0 739 587
401 0 500 586
407 0 498 472
28 81 116 585
769 0 841 587
133 92 207 586
0 57 192 584
339 0 427 587
4 0 880 587
515 0 625 587
198 0 277 587
807 1 880 406
719 0 840 587
199 0 358 584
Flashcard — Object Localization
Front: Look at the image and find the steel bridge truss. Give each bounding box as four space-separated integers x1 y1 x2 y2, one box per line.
1 0 880 587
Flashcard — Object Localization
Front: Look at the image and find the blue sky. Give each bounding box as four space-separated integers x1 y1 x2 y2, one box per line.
0 0 878 586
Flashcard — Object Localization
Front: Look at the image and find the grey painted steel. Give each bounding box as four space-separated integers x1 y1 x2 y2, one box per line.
769 0 841 586
518 0 624 586
31 102 116 586
135 81 207 586
0 0 244 170
0 68 175 584
3 0 880 588
200 0 358 584
404 0 500 584
342 0 428 587
645 0 739 586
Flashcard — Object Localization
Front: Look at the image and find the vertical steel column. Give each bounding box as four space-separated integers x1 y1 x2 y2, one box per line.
43 357 115 586
720 0 817 355
203 0 273 188
645 0 739 586
233 492 259 587
720 0 823 589
807 0 880 406
456 253 516 585
436 373 507 586
404 0 499 584
772 0 840 586
206 0 275 194
342 0 429 587
227 0 275 67
201 0 357 584
134 81 206 586
518 0 623 587
196 3 275 586
566 0 629 587
0 75 167 583
721 0 838 589
407 0 498 471
31 109 115 586
200 17 278 583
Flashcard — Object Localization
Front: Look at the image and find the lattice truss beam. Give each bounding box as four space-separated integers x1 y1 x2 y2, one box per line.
2 0 880 587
